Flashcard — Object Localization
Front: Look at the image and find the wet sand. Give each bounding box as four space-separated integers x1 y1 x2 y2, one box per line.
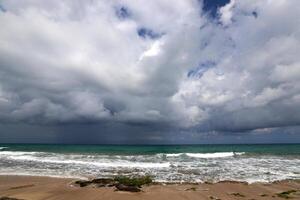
0 175 299 200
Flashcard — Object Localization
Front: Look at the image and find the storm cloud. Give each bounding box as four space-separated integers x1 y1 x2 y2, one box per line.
0 0 300 142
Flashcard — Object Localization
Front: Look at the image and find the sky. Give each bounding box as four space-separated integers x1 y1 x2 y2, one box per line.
0 0 300 144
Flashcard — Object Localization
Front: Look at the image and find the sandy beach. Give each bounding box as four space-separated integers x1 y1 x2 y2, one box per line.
0 176 299 200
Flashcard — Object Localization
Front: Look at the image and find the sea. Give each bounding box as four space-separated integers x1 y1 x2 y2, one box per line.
0 144 300 183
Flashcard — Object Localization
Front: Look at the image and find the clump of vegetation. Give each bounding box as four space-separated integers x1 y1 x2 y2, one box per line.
74 180 92 187
74 175 153 192
0 197 23 200
209 196 221 200
260 193 268 197
185 187 196 191
114 175 152 187
230 192 245 197
9 184 34 190
277 190 297 199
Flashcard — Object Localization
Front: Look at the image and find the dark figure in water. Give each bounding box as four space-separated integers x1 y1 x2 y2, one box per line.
233 151 237 157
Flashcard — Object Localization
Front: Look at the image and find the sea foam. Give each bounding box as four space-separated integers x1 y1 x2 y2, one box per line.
0 149 299 183
166 152 244 158
2 151 170 168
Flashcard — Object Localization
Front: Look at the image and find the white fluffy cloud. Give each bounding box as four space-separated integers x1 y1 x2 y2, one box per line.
0 0 300 133
173 0 300 131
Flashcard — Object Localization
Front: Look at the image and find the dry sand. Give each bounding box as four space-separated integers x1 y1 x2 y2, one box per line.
0 175 299 200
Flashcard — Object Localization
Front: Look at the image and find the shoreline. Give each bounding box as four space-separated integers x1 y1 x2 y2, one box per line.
1 173 300 185
0 175 299 200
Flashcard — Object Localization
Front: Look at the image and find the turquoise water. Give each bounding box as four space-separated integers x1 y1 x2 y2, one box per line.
0 144 300 183
2 143 300 155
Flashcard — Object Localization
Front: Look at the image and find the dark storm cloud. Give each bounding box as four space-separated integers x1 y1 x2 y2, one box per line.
0 0 300 143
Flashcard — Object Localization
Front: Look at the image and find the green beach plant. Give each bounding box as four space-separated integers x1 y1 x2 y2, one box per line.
114 175 152 187
277 190 297 199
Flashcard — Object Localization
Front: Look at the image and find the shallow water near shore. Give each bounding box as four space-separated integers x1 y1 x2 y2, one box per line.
0 144 300 183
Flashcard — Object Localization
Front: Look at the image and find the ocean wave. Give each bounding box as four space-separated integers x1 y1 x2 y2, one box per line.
165 153 182 157
5 153 170 168
166 152 245 158
0 151 38 156
0 147 7 150
0 149 299 183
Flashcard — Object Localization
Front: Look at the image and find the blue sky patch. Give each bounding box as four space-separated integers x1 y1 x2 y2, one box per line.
0 4 6 12
116 6 130 19
252 11 258 18
137 27 163 39
202 0 230 18
187 61 216 78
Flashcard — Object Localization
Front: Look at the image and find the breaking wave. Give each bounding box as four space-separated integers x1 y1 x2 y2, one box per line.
0 149 299 183
166 152 245 158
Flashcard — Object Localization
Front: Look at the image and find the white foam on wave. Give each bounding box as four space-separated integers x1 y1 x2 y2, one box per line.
0 172 86 180
166 152 245 158
186 152 244 158
1 150 300 184
0 147 7 150
7 154 170 168
0 151 39 156
165 153 182 157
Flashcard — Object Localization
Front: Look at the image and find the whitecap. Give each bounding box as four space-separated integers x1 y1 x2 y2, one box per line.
185 152 245 158
0 151 39 156
166 153 182 157
8 154 170 168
